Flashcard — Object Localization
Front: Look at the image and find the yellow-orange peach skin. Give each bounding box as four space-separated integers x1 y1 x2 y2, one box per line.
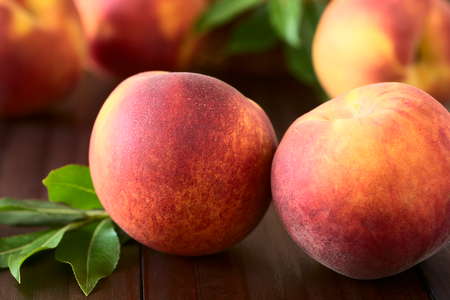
313 0 450 103
0 0 86 117
89 71 278 256
271 82 450 279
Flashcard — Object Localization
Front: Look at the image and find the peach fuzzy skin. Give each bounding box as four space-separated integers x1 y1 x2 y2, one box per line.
73 0 207 79
0 0 86 117
312 0 450 103
271 82 450 279
89 71 278 256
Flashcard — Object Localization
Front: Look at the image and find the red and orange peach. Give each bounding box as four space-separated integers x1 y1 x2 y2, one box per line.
89 71 278 256
0 0 86 117
271 82 450 279
74 0 208 79
313 0 450 104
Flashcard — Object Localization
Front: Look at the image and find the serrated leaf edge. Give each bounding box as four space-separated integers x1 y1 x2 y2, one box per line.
9 224 73 283
85 218 110 289
0 230 51 259
56 218 120 296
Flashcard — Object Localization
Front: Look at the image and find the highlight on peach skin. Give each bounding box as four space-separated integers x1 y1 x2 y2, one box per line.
89 71 278 256
271 82 450 279
313 0 450 104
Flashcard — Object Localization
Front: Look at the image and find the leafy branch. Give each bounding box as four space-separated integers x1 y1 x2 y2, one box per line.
0 165 130 296
196 0 329 102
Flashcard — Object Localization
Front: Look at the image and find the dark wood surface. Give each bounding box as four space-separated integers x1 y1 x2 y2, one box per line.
0 70 449 299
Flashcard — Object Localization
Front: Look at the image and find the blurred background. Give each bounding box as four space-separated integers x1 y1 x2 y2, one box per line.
2 0 450 127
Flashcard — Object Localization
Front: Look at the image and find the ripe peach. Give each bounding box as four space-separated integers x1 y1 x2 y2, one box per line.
73 0 208 79
271 82 450 279
89 71 278 256
0 0 86 117
312 0 450 104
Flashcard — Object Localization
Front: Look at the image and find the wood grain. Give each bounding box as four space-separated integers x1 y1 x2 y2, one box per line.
0 70 448 299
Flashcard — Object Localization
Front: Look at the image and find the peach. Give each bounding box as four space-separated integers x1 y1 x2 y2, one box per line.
271 82 450 279
89 71 278 256
73 0 208 79
0 0 86 117
312 0 450 104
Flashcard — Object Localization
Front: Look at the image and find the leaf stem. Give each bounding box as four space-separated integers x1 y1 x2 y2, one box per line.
32 208 86 215
83 210 109 218
68 213 110 231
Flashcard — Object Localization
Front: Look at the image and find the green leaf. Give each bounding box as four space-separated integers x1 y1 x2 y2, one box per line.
300 0 327 56
282 0 329 102
43 164 103 210
8 225 74 283
283 44 316 84
196 0 264 32
0 230 50 268
0 198 86 226
55 218 120 296
284 44 328 102
226 5 279 54
303 0 327 31
269 0 302 48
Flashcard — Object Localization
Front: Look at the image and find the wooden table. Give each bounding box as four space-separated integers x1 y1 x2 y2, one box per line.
0 70 449 299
